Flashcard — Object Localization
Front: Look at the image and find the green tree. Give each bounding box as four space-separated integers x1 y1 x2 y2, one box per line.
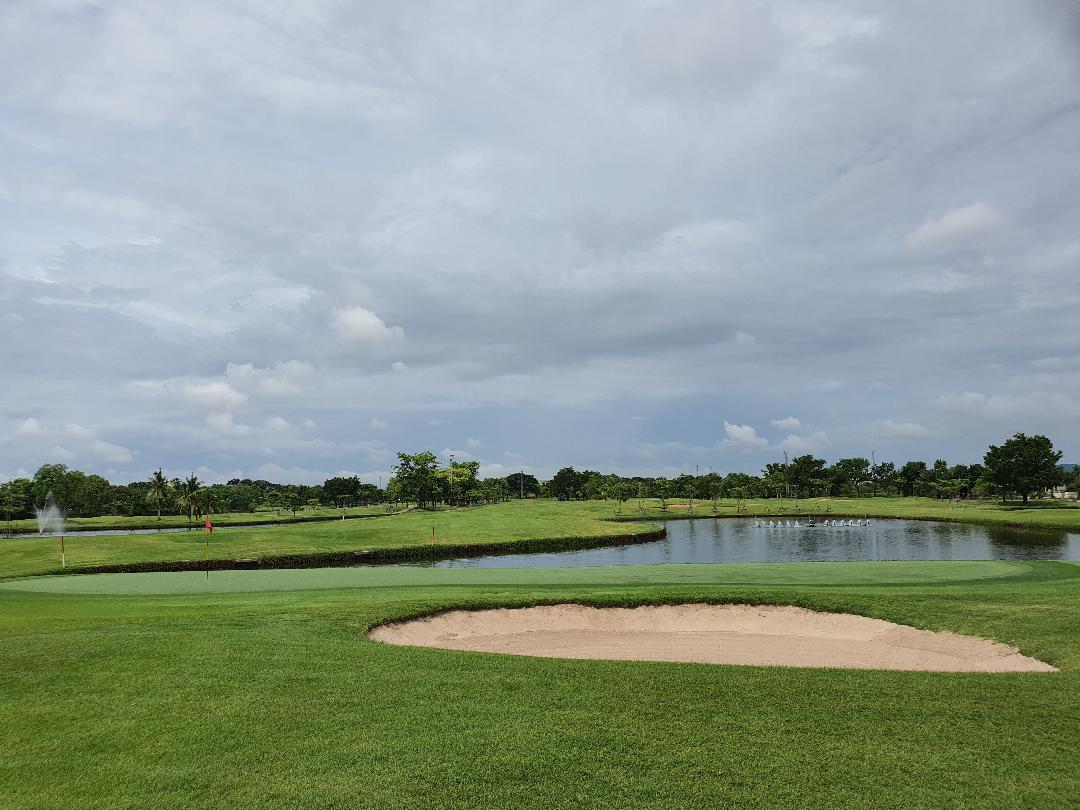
175 474 202 526
394 451 441 508
870 461 898 495
146 468 171 521
787 455 827 496
0 480 29 526
322 476 360 507
983 433 1062 504
898 461 928 496
549 467 581 501
830 458 870 496
505 473 540 498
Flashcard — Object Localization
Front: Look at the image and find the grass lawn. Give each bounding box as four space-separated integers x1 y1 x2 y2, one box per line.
3 504 393 534
0 500 661 579
4 498 1080 580
1 560 1078 808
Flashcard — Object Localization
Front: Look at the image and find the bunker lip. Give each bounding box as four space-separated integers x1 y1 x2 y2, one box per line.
368 603 1058 673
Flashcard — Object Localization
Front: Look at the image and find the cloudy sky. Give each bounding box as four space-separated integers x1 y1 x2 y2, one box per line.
2 0 1079 485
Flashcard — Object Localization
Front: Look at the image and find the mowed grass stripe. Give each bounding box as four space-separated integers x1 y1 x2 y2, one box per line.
0 560 1039 595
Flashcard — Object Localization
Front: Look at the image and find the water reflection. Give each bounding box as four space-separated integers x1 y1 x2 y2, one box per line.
425 518 1080 568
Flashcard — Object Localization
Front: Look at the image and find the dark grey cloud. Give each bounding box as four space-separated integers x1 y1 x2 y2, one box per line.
2 0 1079 484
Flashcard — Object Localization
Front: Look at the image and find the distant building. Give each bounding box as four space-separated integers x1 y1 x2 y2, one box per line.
1053 463 1078 499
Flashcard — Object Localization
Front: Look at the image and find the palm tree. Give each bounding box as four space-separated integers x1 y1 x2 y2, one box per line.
198 487 219 522
146 468 170 521
175 474 202 527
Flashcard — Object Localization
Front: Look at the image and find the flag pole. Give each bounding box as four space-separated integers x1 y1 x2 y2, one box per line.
205 510 212 580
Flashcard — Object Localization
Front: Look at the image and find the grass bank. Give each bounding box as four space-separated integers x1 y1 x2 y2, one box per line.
1 560 1077 808
2 504 394 535
0 500 660 579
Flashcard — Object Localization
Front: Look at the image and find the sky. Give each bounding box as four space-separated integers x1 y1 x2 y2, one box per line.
2 0 1080 485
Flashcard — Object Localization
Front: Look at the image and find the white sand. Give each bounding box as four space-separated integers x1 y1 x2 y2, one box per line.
368 603 1056 672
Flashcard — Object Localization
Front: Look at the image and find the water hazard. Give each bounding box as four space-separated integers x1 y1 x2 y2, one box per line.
424 518 1080 568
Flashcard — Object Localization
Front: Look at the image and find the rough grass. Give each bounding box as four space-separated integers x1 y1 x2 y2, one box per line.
1 560 1078 809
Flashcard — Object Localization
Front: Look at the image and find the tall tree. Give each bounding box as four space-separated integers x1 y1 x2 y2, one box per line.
146 468 170 521
830 458 870 496
983 433 1062 504
787 455 827 496
548 467 581 501
0 481 29 525
393 451 441 508
175 474 202 526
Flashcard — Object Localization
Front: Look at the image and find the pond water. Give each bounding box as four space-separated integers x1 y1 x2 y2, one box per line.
424 518 1080 568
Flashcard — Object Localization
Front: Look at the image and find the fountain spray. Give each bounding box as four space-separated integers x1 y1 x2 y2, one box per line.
35 491 66 570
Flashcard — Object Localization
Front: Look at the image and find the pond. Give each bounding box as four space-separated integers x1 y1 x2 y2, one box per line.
423 518 1080 568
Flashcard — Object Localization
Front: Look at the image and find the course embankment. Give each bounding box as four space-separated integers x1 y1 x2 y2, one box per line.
50 527 667 576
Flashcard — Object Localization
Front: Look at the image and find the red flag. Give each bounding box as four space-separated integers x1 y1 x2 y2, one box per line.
205 516 213 534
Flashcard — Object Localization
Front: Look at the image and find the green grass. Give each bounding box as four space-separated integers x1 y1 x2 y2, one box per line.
0 500 659 579
4 497 1080 580
1 560 1078 808
3 504 393 534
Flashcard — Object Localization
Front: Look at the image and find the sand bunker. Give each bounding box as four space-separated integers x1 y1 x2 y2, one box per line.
369 604 1056 672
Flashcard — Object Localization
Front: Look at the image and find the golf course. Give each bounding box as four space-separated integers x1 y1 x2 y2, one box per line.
3 500 1079 808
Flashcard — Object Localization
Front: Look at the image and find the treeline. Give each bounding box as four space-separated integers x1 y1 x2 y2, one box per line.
0 464 372 522
0 433 1071 521
0 454 539 521
546 433 1070 505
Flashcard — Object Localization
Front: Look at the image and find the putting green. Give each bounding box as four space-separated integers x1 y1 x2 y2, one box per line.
0 559 1031 595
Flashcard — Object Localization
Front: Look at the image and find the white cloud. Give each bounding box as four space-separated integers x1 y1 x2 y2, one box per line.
771 416 802 431
48 446 76 462
64 423 96 440
205 412 253 438
391 361 407 372
265 416 290 431
92 440 134 463
225 361 315 397
734 330 756 346
937 391 1080 421
182 381 248 411
720 421 769 450
369 417 390 430
776 431 830 455
332 306 404 346
905 202 1005 252
878 420 931 438
15 418 46 438
466 437 483 448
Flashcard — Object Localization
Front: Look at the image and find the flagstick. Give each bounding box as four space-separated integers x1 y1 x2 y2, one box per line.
60 535 65 569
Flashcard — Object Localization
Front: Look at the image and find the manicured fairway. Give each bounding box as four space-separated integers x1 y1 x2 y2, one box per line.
0 560 1028 595
2 561 1078 808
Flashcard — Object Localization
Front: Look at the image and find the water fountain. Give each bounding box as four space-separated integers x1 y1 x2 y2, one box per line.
35 491 66 568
